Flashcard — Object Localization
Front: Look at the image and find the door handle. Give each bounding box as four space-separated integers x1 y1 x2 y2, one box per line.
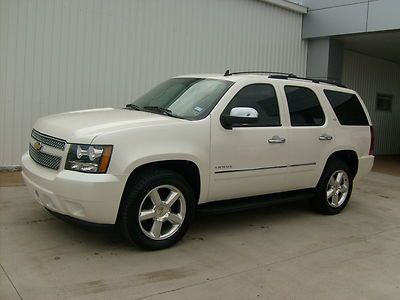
319 134 333 141
268 136 286 143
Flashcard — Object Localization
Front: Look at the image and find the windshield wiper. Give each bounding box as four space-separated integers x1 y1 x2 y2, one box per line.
125 103 142 111
143 106 186 120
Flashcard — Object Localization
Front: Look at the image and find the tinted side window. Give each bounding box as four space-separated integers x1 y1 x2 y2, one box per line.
324 90 369 125
223 84 281 127
284 86 325 126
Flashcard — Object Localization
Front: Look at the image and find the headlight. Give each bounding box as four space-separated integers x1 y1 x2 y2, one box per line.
65 144 113 173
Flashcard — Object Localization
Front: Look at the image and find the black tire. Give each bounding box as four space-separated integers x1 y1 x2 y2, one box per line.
118 168 195 250
311 159 353 215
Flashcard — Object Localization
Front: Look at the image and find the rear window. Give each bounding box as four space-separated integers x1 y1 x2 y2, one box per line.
324 90 369 126
284 86 325 126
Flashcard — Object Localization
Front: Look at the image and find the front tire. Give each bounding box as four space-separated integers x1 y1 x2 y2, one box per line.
312 160 353 215
119 169 195 250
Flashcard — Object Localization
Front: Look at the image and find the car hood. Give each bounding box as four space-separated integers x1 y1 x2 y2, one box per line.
33 108 181 143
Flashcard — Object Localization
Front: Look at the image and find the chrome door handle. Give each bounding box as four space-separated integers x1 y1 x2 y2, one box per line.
268 136 286 143
319 134 333 141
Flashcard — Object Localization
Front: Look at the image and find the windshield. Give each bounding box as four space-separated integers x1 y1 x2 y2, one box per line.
130 78 234 120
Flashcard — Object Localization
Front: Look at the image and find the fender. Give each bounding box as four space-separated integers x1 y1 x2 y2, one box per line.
123 154 209 204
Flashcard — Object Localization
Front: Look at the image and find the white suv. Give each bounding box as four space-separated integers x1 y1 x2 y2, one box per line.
22 71 375 249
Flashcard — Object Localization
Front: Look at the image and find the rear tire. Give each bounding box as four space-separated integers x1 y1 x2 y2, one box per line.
119 169 195 250
311 159 353 215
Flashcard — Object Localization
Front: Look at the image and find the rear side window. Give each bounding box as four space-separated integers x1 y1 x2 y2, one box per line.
284 86 325 126
324 90 369 125
223 84 281 127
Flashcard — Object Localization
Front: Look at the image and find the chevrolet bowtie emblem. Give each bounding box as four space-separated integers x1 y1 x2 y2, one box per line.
33 141 43 151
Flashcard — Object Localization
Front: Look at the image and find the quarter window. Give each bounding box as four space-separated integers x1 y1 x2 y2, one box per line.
324 90 369 125
223 84 281 127
284 86 325 126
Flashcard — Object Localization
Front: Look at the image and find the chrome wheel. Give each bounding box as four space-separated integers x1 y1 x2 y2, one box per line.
138 185 186 241
326 170 349 208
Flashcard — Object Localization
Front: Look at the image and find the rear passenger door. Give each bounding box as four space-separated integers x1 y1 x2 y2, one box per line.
281 85 334 191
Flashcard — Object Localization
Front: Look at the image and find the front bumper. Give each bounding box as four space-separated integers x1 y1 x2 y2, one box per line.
21 152 128 224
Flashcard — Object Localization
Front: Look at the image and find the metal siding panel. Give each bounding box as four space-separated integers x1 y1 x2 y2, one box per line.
301 0 369 11
302 2 369 38
0 0 9 165
342 50 400 155
0 0 307 166
367 0 400 32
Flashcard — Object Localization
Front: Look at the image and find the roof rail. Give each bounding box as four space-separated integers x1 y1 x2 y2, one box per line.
223 70 346 88
268 74 347 88
224 70 296 77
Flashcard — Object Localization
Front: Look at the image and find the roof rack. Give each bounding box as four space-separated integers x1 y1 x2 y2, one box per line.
224 70 295 77
223 70 346 88
269 74 347 88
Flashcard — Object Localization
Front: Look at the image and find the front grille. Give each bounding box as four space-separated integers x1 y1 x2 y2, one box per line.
29 144 62 170
31 129 66 150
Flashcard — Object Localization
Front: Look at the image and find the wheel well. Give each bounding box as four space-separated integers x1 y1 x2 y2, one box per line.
326 150 358 177
123 160 201 203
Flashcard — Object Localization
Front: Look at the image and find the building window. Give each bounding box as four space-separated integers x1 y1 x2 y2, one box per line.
376 93 393 112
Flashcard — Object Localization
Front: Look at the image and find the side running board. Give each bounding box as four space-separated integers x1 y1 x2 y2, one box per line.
196 189 315 215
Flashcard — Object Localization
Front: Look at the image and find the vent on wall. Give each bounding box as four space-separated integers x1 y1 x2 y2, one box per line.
376 93 393 112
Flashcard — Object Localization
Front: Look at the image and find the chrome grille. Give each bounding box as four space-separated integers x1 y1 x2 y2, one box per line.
29 144 62 170
31 129 66 150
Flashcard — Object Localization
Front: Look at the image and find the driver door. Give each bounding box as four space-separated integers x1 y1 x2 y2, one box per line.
209 83 288 201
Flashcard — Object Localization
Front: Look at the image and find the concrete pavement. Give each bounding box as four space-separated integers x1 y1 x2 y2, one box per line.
1 172 400 299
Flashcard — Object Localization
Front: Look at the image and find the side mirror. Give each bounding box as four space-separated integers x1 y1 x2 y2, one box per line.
220 107 259 129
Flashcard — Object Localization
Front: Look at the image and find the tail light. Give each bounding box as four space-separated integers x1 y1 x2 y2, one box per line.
369 126 375 155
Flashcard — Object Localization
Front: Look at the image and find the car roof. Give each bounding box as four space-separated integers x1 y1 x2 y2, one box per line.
174 73 356 93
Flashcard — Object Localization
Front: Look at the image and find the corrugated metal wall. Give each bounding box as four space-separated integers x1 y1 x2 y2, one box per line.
342 50 400 155
0 0 307 167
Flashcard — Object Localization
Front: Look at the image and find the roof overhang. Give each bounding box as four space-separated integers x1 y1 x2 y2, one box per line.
259 0 307 14
336 30 400 64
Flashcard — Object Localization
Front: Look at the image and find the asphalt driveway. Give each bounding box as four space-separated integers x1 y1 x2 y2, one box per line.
1 171 400 299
